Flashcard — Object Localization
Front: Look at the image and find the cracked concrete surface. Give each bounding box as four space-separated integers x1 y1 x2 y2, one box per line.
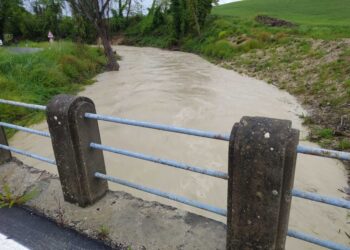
0 159 226 250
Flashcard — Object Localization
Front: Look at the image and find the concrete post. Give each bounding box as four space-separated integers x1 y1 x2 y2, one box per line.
47 94 108 207
226 116 299 250
0 127 11 164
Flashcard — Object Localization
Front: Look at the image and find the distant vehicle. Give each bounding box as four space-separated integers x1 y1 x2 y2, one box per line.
0 39 3 46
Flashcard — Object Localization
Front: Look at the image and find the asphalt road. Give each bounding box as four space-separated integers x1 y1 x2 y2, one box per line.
0 207 112 250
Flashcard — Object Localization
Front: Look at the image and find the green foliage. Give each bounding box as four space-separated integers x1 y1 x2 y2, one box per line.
0 0 97 43
0 42 106 136
316 128 334 139
203 39 235 59
0 184 38 208
338 139 350 150
169 0 214 40
98 225 110 239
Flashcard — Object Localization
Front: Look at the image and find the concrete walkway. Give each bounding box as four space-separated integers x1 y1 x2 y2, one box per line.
0 207 112 250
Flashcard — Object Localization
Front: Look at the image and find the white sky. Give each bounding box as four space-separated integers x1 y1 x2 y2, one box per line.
141 0 241 9
23 0 242 14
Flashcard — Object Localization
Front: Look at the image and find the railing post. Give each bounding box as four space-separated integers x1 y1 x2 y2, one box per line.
227 116 299 250
47 94 108 207
0 127 11 164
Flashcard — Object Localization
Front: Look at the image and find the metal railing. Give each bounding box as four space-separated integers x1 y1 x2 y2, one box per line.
0 98 349 250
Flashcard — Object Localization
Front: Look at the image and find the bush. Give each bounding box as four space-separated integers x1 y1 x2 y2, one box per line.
316 128 334 139
203 39 236 59
338 139 350 150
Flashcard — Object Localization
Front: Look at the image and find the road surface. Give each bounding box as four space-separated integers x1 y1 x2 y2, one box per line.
0 207 112 250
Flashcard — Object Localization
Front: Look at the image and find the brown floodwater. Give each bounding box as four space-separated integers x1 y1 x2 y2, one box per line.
10 46 349 249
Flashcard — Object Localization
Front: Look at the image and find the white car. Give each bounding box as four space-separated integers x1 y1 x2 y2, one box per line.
0 39 3 46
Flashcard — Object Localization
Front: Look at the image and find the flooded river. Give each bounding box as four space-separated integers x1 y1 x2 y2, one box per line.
10 46 349 249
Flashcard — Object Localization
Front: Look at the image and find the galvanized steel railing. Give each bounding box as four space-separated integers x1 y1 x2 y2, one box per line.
0 98 349 250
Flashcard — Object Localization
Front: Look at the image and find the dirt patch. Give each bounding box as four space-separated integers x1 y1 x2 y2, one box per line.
255 15 296 28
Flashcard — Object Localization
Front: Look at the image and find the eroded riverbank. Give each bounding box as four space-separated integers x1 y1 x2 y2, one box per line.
9 45 349 249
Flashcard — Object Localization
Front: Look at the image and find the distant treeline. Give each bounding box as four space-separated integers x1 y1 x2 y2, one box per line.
0 0 215 44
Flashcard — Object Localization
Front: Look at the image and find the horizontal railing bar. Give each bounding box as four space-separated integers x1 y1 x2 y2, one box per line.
0 122 51 138
0 99 46 111
94 172 227 216
292 189 350 209
0 144 56 165
85 113 231 141
1 100 349 161
297 145 350 161
287 229 350 250
85 113 350 161
90 143 228 179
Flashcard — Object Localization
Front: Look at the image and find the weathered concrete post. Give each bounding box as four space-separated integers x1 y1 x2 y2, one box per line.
226 116 299 250
0 127 11 164
47 94 108 207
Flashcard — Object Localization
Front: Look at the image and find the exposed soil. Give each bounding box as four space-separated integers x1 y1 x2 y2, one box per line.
255 15 297 28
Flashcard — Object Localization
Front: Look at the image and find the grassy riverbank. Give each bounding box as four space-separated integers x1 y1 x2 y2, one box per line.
122 0 350 151
0 42 106 137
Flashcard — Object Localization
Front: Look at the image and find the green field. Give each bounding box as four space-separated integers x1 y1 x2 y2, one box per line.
213 0 350 26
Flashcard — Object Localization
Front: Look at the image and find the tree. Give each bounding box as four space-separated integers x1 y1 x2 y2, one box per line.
31 0 64 37
0 0 23 42
170 0 214 40
68 0 120 71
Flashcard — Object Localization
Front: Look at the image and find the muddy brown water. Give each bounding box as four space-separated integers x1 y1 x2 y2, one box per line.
10 46 349 249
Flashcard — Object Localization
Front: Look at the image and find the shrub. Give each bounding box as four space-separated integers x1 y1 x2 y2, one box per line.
203 39 236 59
338 139 350 150
317 128 334 139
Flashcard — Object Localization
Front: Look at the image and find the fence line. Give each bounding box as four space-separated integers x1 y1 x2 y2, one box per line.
287 230 349 250
85 112 230 141
0 144 56 165
90 142 228 179
1 99 349 161
297 145 350 161
95 172 227 216
0 122 51 138
0 99 46 111
292 189 350 209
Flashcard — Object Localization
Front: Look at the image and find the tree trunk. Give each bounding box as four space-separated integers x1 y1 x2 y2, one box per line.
97 21 119 71
126 0 131 20
118 0 123 17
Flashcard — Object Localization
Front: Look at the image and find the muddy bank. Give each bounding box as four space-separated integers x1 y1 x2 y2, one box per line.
9 46 349 248
221 38 350 151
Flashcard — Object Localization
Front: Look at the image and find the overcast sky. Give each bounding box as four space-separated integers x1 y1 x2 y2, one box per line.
23 0 241 15
140 0 241 9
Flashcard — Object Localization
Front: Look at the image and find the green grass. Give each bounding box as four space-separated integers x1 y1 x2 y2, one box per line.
0 184 38 208
213 0 350 39
213 0 350 25
0 42 106 137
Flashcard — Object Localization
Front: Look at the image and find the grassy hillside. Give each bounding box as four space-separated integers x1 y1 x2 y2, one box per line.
0 42 106 136
213 0 350 26
213 0 350 39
